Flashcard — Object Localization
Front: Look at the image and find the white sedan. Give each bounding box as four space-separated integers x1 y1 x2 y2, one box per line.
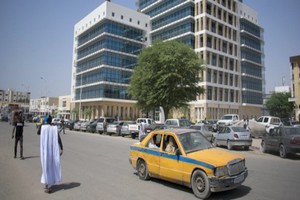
213 126 252 150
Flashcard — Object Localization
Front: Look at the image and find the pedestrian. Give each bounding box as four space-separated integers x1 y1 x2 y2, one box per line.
40 115 63 193
11 111 24 159
138 122 146 141
243 119 247 129
60 117 65 134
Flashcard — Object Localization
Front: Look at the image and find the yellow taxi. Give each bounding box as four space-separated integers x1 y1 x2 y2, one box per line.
129 128 248 199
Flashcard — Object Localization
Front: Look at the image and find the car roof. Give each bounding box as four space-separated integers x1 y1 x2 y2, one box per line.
164 128 196 135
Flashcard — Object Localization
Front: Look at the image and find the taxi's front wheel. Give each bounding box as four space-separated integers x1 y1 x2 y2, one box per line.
137 160 150 180
191 170 211 199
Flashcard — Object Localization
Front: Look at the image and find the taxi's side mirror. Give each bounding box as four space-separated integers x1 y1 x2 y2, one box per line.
175 148 181 156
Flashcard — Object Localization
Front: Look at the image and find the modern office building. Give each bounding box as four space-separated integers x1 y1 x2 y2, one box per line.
289 55 300 120
137 0 264 122
71 1 150 120
239 3 265 120
72 0 264 122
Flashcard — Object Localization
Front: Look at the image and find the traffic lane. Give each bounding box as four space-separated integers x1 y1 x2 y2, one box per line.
224 148 300 200
0 122 44 200
1 122 300 200
48 127 300 200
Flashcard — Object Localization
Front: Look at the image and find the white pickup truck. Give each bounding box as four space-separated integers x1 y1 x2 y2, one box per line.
120 121 139 139
217 114 239 126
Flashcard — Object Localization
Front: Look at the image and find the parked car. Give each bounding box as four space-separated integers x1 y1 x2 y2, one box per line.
164 118 192 128
136 118 155 128
261 126 300 158
96 117 115 134
196 120 215 131
129 128 248 199
145 123 166 134
120 121 139 139
255 116 282 133
213 126 252 150
73 120 84 131
207 119 219 132
87 120 97 133
217 114 239 126
281 118 300 127
189 124 214 142
80 120 94 132
52 118 61 125
65 120 76 130
106 121 123 136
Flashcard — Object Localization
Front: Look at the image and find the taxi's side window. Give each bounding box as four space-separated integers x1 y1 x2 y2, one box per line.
147 134 162 149
163 135 178 153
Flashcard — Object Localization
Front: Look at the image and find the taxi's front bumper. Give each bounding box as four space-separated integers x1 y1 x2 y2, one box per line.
209 169 248 192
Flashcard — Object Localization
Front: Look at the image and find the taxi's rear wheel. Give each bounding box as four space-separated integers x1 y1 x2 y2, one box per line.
137 160 150 180
191 170 211 199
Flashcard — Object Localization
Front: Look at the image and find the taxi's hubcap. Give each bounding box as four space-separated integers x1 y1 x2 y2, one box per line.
195 176 206 192
139 163 146 176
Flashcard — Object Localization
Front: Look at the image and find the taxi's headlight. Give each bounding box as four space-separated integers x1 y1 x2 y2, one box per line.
214 166 229 177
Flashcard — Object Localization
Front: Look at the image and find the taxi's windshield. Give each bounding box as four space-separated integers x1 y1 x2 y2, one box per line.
178 131 213 153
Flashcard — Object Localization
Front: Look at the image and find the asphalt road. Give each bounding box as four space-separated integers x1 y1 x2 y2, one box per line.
1 122 300 200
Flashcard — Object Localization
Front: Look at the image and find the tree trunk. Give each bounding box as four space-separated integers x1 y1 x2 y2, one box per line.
163 108 169 120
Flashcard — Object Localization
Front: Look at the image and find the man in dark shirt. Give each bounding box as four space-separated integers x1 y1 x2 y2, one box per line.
12 111 24 159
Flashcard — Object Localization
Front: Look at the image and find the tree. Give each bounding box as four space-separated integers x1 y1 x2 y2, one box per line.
72 107 79 120
128 40 205 119
84 107 92 119
265 92 294 118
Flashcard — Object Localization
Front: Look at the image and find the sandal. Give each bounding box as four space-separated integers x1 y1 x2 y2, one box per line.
44 187 52 193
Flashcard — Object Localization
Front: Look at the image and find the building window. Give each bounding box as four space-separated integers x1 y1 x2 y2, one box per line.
121 15 123 19
137 20 140 25
112 12 115 17
129 18 132 22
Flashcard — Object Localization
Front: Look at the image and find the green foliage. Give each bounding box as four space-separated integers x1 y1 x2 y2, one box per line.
128 40 205 118
265 92 294 118
84 107 92 119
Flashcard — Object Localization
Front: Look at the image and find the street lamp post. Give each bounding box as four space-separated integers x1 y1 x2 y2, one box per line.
40 77 48 115
76 68 83 120
79 72 83 119
40 77 48 97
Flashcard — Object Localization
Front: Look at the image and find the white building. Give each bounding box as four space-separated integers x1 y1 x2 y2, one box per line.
137 0 264 122
58 95 71 119
30 97 59 116
71 0 151 120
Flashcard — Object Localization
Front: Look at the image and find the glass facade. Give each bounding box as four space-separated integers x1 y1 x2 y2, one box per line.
139 0 194 48
75 84 130 100
240 18 264 105
74 19 146 101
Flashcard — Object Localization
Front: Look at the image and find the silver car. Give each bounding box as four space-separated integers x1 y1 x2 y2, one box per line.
106 121 123 136
96 117 115 134
120 121 139 139
213 126 252 150
189 124 213 142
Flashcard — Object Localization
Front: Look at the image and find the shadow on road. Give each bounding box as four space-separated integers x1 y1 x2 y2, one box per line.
133 172 251 200
23 155 39 160
51 182 81 193
209 185 251 199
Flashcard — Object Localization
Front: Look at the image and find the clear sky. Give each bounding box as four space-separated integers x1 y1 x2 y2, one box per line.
0 0 299 98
